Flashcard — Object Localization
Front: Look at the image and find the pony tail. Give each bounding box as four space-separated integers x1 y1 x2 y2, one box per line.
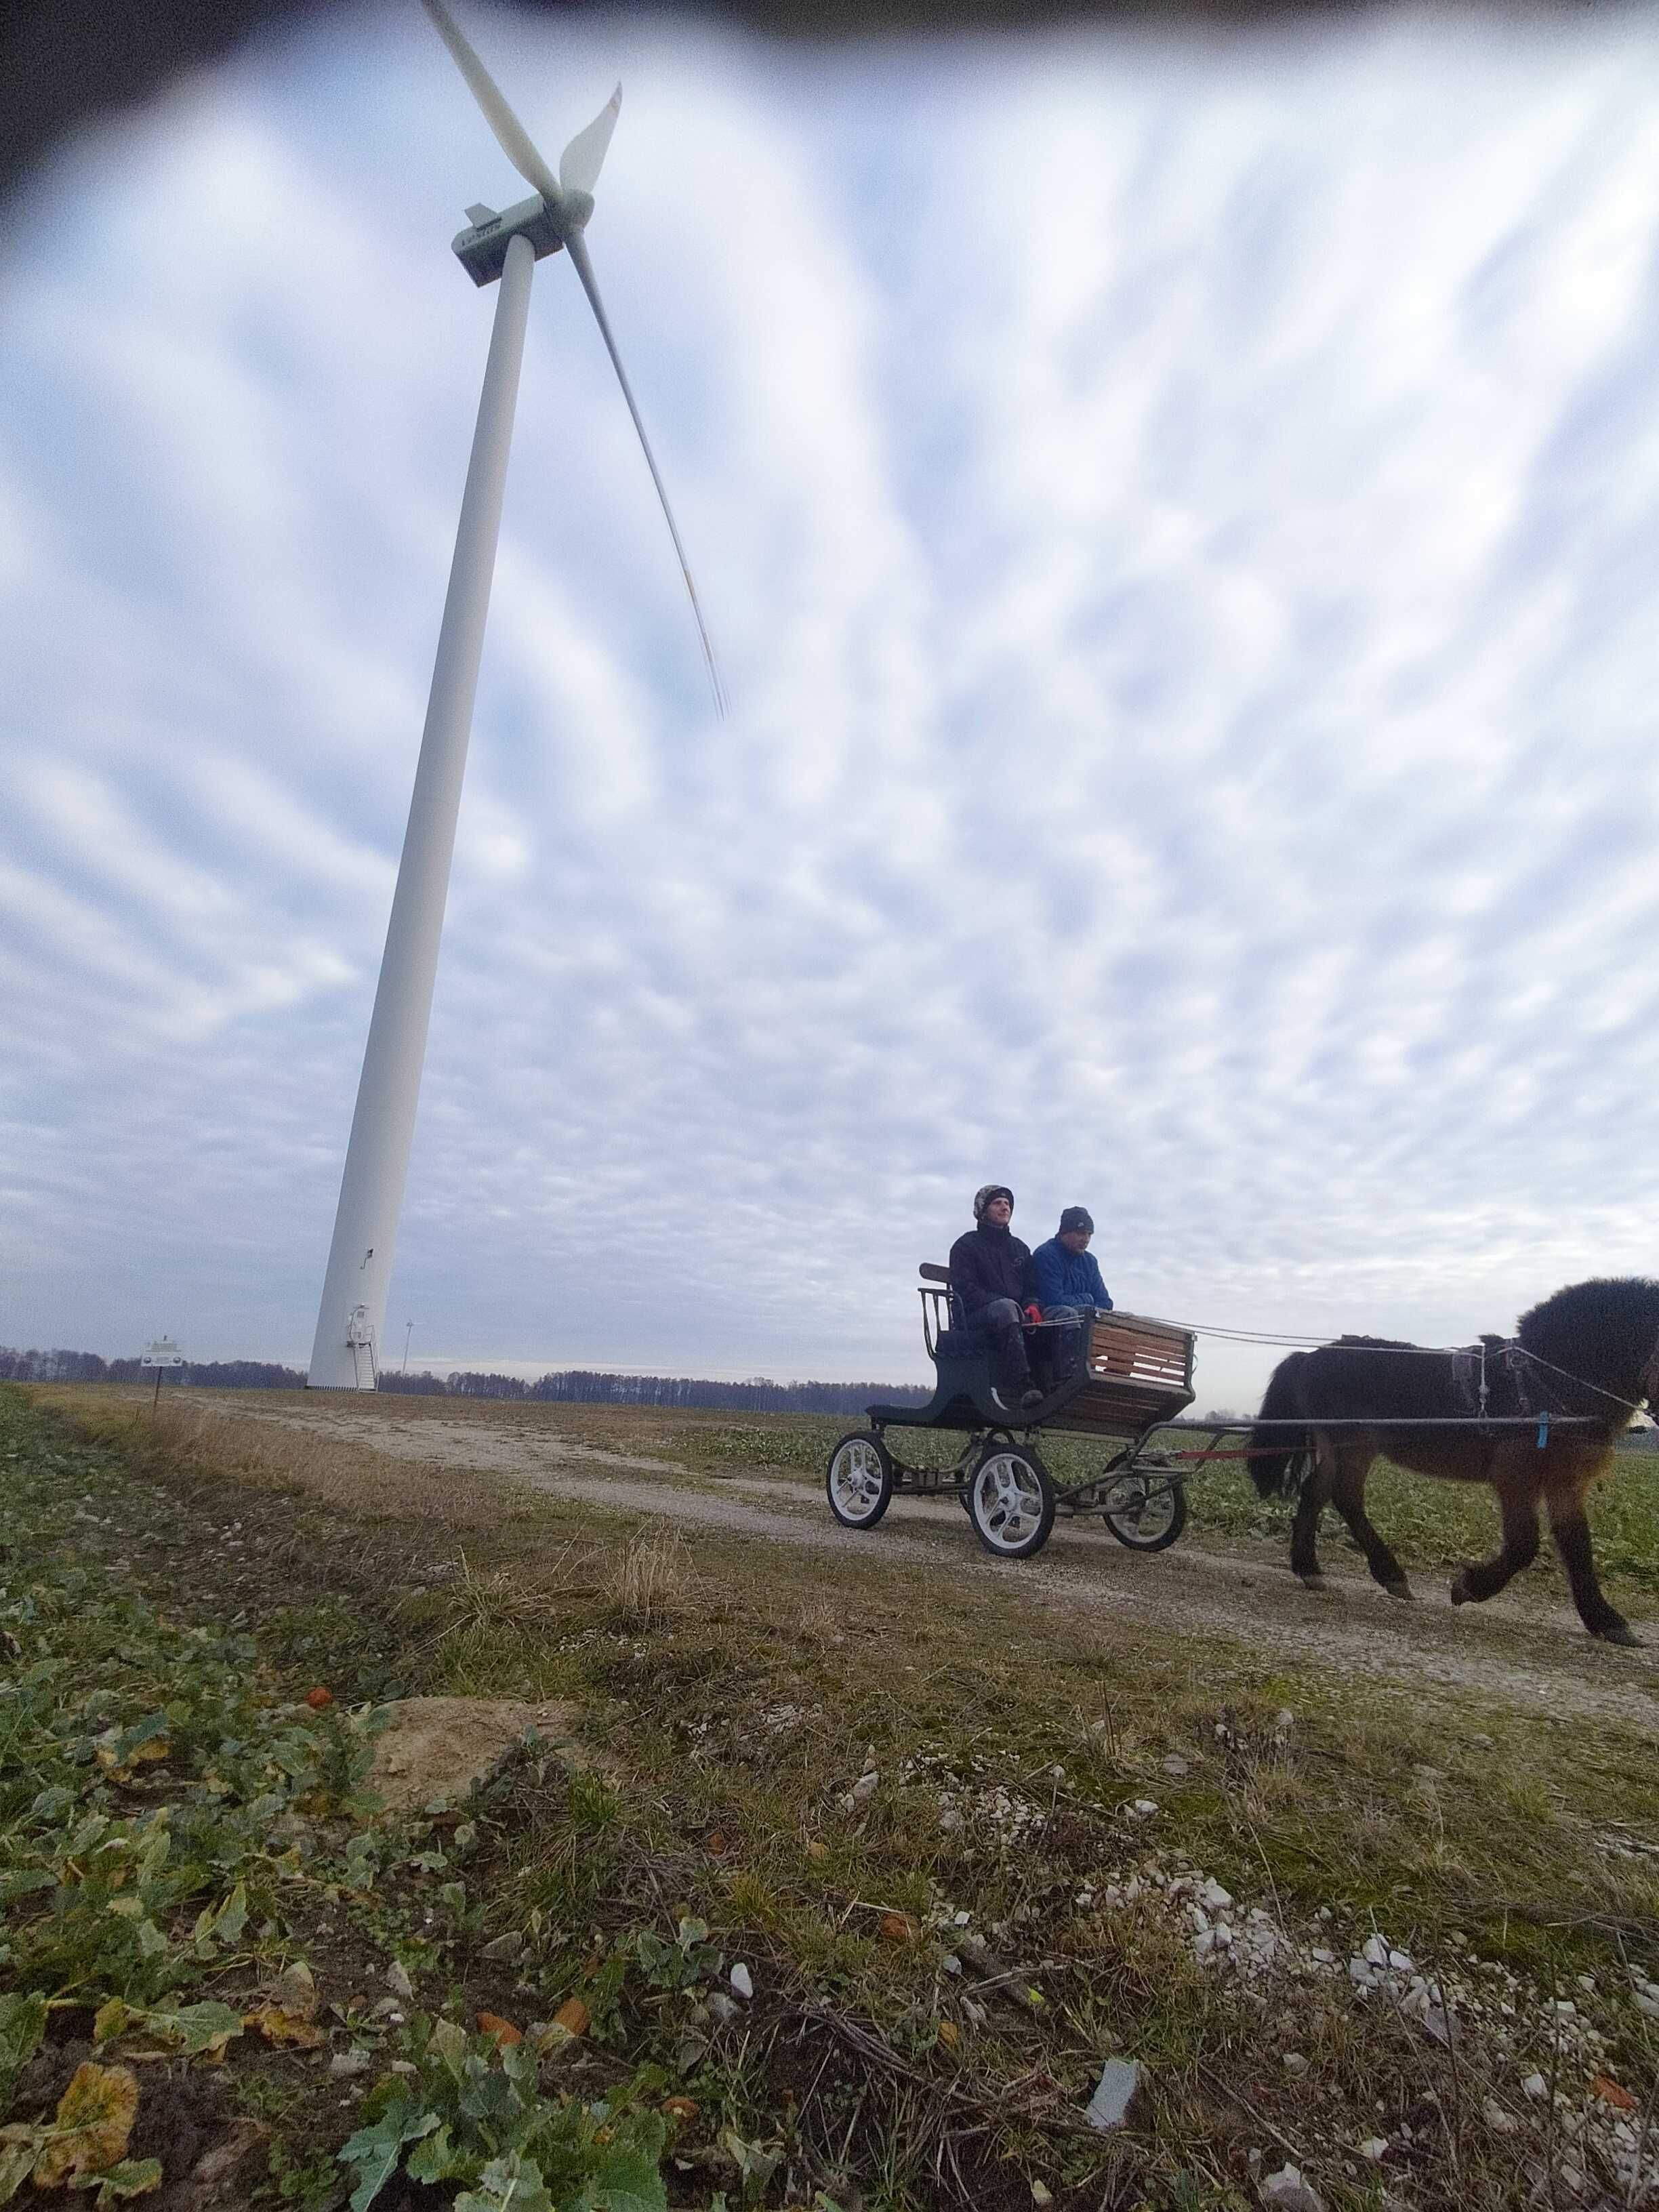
1250 1353 1311 1499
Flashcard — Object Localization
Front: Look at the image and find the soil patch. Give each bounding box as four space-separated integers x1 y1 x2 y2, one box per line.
369 1694 598 1810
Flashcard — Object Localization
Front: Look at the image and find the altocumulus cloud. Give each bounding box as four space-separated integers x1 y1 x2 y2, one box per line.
4 6 1659 1408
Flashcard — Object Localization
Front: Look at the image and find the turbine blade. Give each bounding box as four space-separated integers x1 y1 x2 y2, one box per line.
564 228 728 717
420 0 562 209
560 85 621 197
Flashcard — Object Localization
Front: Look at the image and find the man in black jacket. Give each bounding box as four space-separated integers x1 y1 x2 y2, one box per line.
949 1185 1046 1414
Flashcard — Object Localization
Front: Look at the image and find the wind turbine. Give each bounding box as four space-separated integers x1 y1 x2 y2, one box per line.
307 0 722 1389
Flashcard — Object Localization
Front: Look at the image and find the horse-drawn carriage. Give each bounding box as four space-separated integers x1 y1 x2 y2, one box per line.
824 1262 1202 1559
823 1261 1654 1645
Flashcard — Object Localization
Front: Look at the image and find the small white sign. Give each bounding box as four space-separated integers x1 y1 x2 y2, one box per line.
140 1338 186 1369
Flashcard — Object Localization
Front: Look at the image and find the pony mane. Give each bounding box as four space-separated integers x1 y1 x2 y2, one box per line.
1515 1277 1659 1399
1332 1334 1414 1350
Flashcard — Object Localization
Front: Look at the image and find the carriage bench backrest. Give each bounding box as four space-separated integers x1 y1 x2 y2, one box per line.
917 1263 958 1355
1063 1309 1197 1436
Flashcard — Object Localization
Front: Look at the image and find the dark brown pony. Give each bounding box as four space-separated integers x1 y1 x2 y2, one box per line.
1249 1277 1659 1646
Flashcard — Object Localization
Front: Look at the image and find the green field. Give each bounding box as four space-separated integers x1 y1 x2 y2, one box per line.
2 1384 1656 2211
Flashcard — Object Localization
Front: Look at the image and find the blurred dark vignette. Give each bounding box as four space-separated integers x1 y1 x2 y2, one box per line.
1 0 1595 207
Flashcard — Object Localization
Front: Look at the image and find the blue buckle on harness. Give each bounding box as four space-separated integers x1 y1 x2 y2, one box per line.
1536 1411 1549 1450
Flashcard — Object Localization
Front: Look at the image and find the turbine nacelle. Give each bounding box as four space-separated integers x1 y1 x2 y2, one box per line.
452 192 569 287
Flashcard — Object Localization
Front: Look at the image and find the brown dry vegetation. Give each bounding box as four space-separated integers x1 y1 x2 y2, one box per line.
11 1382 1659 2211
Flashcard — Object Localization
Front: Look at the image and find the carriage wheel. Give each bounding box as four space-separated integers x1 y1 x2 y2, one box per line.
966 1445 1055 1560
825 1432 895 1530
1100 1470 1187 1552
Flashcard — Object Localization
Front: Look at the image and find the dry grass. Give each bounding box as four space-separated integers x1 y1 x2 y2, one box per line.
39 1387 511 1530
608 1523 699 1630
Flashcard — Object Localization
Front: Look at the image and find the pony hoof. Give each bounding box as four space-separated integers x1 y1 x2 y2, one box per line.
1597 1622 1643 1648
1450 1573 1472 1607
1383 1581 1414 1603
1297 1572 1329 1593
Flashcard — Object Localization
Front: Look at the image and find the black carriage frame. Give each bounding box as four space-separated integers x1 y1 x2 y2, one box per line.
825 1265 1202 1557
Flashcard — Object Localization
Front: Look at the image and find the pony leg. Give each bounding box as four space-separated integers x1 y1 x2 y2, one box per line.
1545 1486 1639 1646
1450 1481 1538 1610
1290 1441 1334 1590
1328 1456 1412 1599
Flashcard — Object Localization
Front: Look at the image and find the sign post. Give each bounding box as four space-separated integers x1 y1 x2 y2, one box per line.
139 1338 186 1413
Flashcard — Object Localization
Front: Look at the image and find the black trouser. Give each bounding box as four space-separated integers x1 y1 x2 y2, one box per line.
965 1298 1033 1395
1032 1305 1084 1388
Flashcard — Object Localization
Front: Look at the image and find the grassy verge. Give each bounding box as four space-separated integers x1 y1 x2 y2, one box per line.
3 1384 1658 2211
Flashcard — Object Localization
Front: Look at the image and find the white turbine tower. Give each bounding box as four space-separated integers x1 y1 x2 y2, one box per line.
308 0 722 1389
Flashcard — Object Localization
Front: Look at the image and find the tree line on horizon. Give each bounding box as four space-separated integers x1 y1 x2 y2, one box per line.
0 1345 927 1416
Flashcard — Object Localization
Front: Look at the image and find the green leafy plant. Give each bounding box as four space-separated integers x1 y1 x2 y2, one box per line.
338 2016 668 2212
632 1916 721 1992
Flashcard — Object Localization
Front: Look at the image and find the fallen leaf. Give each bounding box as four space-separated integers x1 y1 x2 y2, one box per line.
304 1687 334 1711
661 2097 699 2125
805 1841 829 1863
880 1912 920 1945
1591 2075 1638 2112
178 2119 268 2204
32 2063 140 2188
937 2020 960 2049
705 1830 728 1856
81 2154 161 2200
97 1999 245 2060
552 1998 590 2039
476 2012 523 2047
245 2006 324 2050
247 1963 324 2049
94 1734 171 1786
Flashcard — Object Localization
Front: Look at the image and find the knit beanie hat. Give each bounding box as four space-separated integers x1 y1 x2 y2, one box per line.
973 1185 1015 1220
1059 1206 1094 1234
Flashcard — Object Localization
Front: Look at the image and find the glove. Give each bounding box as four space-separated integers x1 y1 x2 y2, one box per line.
1023 1304 1043 1325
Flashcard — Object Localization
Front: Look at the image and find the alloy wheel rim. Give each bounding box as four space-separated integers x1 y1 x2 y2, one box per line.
972 1452 1043 1551
830 1439 885 1519
1105 1477 1175 1538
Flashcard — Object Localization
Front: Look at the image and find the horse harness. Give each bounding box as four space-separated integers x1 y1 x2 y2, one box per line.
1448 1328 1659 1443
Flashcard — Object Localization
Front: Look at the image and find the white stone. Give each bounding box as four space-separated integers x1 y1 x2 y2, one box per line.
1261 2163 1325 2211
1522 2073 1549 2101
1361 1935 1391 1969
1085 2057 1141 2131
1162 1755 1190 1776
851 1771 878 1802
729 1963 753 1999
1282 2052 1309 2076
1200 1880 1235 1912
1359 2138 1389 2162
386 1961 414 2000
1132 1799 1159 1818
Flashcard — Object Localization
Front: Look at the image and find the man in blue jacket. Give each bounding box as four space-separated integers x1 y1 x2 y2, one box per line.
1031 1208 1112 1378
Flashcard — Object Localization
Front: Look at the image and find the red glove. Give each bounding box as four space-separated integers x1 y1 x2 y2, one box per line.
1024 1304 1043 1325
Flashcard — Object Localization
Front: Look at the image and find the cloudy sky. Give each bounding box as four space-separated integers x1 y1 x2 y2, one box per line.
5 3 1659 1406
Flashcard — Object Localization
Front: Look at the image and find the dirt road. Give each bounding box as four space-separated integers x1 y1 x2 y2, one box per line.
243 1404 1659 1736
